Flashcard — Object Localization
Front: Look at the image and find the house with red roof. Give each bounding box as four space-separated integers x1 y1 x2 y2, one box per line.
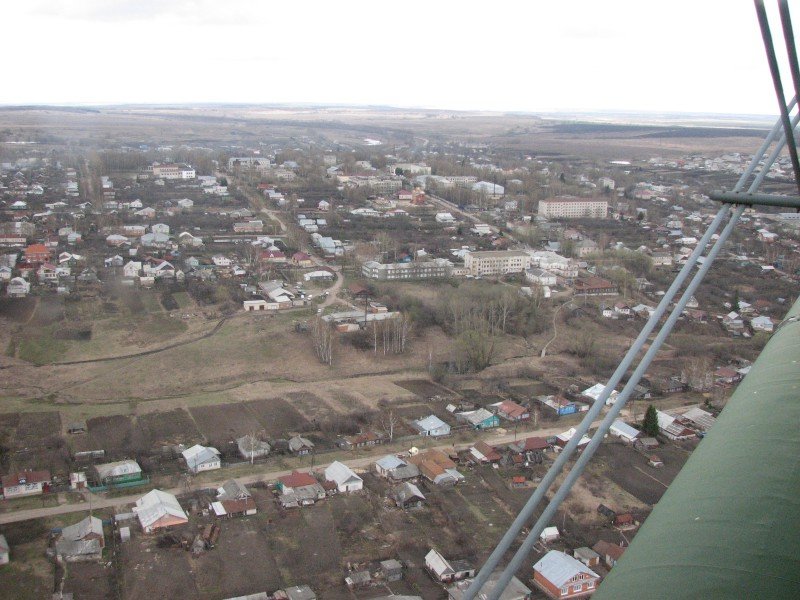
24 244 50 265
260 249 286 264
277 471 326 508
593 540 627 568
292 252 314 268
2 470 51 498
494 399 530 421
509 436 550 454
469 441 502 464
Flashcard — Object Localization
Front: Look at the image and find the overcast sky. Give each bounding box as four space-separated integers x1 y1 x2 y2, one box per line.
2 0 797 115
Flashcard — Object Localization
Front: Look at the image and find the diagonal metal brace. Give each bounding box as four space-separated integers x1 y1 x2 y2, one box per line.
710 191 800 208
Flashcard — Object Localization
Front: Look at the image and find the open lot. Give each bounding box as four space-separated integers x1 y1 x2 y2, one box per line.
595 439 695 505
83 415 135 459
62 560 115 600
393 379 458 400
189 403 259 448
0 297 37 323
133 408 202 452
243 398 310 438
284 391 341 421
0 411 69 474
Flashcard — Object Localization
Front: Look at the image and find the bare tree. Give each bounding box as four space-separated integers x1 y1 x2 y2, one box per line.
496 288 519 333
245 431 265 465
372 313 412 355
380 409 399 442
681 356 712 392
311 316 333 365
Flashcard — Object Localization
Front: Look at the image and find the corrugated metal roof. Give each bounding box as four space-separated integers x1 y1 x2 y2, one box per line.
533 550 598 587
595 297 800 599
609 419 641 440
324 461 362 486
95 460 141 480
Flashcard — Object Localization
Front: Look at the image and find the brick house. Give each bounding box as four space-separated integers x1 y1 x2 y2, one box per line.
533 550 600 598
24 243 50 264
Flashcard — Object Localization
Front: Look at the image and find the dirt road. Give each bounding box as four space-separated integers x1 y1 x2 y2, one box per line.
0 419 611 525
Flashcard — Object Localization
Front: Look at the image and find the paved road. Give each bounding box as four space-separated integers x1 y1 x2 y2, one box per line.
0 419 614 525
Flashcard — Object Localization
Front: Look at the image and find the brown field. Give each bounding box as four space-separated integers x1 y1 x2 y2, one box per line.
1 411 70 475
85 415 134 459
62 561 114 600
393 379 458 400
132 408 202 452
243 398 310 438
507 381 556 399
0 297 37 323
121 530 202 600
30 296 64 326
190 513 284 598
595 440 694 505
189 403 258 448
15 411 62 445
284 391 340 422
326 391 371 413
0 412 21 443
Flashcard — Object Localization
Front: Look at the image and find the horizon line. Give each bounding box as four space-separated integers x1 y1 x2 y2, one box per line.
0 101 779 120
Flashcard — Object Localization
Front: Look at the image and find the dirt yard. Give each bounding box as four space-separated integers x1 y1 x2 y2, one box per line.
594 439 694 505
133 409 202 452
0 297 37 323
189 403 260 448
84 415 135 459
243 398 310 438
393 379 458 400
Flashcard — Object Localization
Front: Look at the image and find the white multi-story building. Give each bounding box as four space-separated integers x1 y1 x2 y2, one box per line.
538 196 608 219
362 259 452 280
527 250 578 278
464 250 531 277
598 177 616 190
393 163 432 175
444 175 478 187
227 157 272 170
339 176 403 193
150 163 195 179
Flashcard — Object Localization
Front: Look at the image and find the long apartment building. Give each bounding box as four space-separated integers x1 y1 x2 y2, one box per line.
227 157 273 171
464 250 531 277
337 175 403 193
150 163 196 180
538 196 608 219
362 259 452 280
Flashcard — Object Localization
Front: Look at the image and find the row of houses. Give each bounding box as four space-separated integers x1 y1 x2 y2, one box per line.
276 460 363 508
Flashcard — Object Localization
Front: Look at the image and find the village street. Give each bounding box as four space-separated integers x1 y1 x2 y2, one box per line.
0 417 616 525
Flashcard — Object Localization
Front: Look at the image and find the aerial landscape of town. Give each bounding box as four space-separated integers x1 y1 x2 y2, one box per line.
1 1 799 599
0 102 795 600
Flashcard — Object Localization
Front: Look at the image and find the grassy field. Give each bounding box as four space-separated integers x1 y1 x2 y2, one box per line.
172 291 193 309
16 329 69 365
140 292 163 314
